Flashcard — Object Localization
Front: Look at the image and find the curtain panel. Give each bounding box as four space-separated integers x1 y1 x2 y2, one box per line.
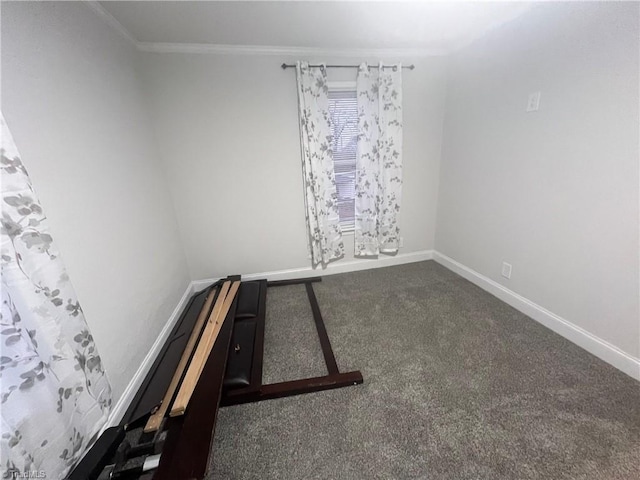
1 116 112 479
295 61 345 266
355 62 404 256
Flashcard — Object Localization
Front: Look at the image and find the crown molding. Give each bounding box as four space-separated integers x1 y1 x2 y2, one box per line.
83 1 528 59
84 0 137 45
84 1 449 58
136 42 449 57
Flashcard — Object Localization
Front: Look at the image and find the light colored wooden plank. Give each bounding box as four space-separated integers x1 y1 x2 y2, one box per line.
169 281 239 417
169 281 231 417
170 281 240 417
143 287 218 433
204 281 231 339
191 283 237 381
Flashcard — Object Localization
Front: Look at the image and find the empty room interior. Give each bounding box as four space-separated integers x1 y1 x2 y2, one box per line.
1 1 639 479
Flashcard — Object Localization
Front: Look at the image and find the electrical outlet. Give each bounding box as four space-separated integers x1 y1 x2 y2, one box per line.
501 262 512 279
526 91 541 112
399 237 404 248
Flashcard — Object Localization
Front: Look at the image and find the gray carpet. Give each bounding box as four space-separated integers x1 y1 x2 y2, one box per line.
208 261 640 479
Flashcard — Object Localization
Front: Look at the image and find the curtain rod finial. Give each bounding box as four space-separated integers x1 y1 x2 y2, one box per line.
281 63 288 70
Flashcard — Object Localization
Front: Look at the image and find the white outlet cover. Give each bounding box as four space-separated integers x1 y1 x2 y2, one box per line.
526 91 541 112
501 262 512 279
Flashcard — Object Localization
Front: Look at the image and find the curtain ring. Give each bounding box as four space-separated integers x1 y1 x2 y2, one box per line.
393 65 398 72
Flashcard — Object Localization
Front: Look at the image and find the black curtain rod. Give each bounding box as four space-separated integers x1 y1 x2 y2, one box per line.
281 63 415 70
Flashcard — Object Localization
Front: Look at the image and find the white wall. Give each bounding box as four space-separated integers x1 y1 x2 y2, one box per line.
138 53 446 280
3 1 637 406
436 3 640 359
1 2 192 401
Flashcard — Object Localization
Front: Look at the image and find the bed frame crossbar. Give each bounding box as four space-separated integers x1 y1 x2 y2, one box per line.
221 276 363 406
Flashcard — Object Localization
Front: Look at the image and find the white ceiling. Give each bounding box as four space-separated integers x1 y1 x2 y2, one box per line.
98 1 532 53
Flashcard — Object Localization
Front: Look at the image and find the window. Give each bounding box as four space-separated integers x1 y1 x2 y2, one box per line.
328 85 358 231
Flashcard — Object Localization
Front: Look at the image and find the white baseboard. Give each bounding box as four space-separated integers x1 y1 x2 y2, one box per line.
192 249 434 291
104 282 194 430
106 248 637 432
433 251 640 381
105 250 433 431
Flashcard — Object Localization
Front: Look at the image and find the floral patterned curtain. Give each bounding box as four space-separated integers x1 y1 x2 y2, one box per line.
355 62 403 256
295 61 344 266
1 116 112 479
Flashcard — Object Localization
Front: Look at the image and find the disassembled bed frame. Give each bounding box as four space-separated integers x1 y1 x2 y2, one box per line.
67 275 363 480
222 277 364 406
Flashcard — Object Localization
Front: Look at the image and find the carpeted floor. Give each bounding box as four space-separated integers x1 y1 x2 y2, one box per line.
208 261 640 480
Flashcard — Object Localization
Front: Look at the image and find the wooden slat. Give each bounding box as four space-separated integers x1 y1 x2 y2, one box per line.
143 287 218 433
267 276 321 287
170 281 240 417
154 296 237 480
305 282 339 374
192 281 238 383
221 371 364 406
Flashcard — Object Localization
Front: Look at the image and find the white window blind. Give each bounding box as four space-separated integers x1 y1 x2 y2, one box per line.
328 88 358 231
